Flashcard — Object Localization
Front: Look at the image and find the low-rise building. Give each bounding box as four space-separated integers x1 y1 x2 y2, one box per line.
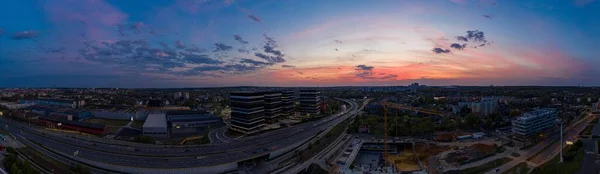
142 113 168 139
512 108 557 137
168 111 223 129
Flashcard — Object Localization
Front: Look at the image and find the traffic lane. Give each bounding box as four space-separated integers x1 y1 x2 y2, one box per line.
9 104 359 168
576 139 600 174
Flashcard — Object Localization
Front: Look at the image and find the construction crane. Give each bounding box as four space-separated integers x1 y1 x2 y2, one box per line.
381 100 445 165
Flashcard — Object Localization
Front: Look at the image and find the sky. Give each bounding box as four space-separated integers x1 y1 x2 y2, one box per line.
1 0 600 88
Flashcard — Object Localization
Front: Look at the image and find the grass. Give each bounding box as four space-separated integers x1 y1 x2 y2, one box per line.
451 157 512 174
531 143 585 174
83 118 129 126
579 124 595 136
130 121 145 129
502 162 529 174
527 139 558 161
18 147 74 174
298 119 350 163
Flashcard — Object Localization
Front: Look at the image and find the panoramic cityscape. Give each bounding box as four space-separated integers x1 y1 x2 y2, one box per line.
1 0 600 174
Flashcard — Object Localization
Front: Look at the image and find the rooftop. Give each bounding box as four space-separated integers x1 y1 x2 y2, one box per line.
143 113 167 128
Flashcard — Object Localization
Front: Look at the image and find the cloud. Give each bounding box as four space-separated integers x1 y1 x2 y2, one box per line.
175 40 186 49
213 43 233 52
450 43 467 50
0 28 4 36
182 54 224 64
456 36 468 42
248 14 262 23
432 48 452 54
281 65 296 68
334 39 343 43
240 58 273 66
356 65 374 71
11 31 40 40
465 30 487 43
255 53 285 63
233 35 249 44
46 47 66 54
238 48 250 54
482 15 491 19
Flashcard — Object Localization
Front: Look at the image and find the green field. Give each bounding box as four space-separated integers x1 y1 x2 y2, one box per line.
130 121 145 129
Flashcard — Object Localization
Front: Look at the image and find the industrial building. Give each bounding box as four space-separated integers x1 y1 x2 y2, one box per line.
168 111 223 129
299 89 321 118
229 91 266 134
512 108 558 136
38 116 106 136
20 98 85 108
281 91 295 116
263 91 283 122
142 113 168 139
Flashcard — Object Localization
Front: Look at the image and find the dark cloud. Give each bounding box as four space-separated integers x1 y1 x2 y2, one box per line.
456 36 468 42
465 30 487 43
238 48 250 54
432 48 452 54
247 15 262 23
356 65 374 71
264 45 284 56
213 43 233 52
11 31 40 40
483 15 491 19
182 54 224 64
281 65 296 68
175 40 186 49
233 35 249 44
255 53 285 63
450 43 467 50
334 39 343 43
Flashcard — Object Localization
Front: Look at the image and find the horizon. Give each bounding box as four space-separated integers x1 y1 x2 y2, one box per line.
1 0 600 87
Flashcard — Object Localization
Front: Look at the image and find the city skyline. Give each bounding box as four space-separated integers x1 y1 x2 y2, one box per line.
1 0 600 87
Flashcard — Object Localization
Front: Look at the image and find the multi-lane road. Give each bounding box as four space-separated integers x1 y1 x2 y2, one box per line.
2 98 360 171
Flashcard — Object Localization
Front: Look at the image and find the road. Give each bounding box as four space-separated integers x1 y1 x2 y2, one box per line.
484 114 596 174
2 98 360 170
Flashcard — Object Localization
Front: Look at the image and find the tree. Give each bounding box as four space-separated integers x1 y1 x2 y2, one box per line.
466 113 479 128
71 164 91 174
484 118 493 129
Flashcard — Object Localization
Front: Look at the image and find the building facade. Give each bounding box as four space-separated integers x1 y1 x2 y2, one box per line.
142 113 168 139
458 97 498 116
512 108 557 136
281 90 295 116
263 91 283 122
167 111 223 129
299 89 321 118
230 92 266 134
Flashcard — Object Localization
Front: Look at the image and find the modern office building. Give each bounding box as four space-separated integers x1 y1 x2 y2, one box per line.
299 89 321 118
167 111 223 129
281 90 296 116
512 108 557 137
142 113 168 139
263 91 283 122
230 91 266 134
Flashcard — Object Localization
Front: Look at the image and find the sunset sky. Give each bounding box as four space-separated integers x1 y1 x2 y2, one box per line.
1 0 599 87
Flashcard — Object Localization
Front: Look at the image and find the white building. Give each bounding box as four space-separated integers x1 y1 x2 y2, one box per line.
512 108 557 137
184 92 190 100
458 97 498 116
142 113 168 139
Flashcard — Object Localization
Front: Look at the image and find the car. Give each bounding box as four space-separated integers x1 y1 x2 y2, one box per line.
493 168 500 172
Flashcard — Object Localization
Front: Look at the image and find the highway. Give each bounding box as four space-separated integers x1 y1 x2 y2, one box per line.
2 98 360 169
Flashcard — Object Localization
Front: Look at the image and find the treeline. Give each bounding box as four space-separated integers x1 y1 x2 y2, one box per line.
3 147 40 174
